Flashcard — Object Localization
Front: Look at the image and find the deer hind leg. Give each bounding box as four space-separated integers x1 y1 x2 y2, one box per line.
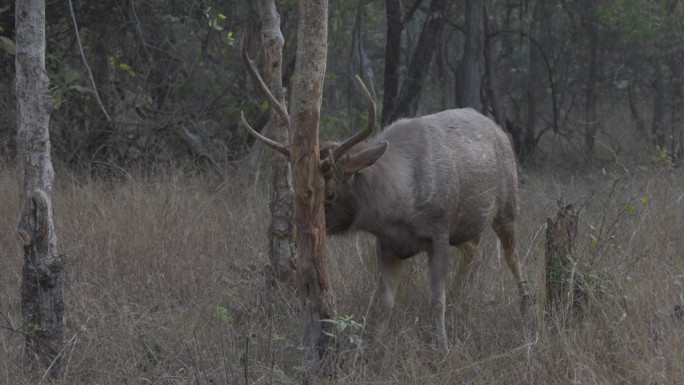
454 236 481 299
374 242 403 347
428 238 450 351
492 219 532 312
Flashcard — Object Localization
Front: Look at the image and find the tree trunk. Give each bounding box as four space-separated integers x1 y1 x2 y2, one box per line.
386 0 447 122
523 0 550 162
483 3 504 127
584 1 599 161
381 0 402 127
290 0 336 374
257 0 297 284
457 0 484 110
652 64 665 148
15 0 64 376
545 203 578 311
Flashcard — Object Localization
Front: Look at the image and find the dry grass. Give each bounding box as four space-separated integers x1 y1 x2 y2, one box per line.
1 160 683 384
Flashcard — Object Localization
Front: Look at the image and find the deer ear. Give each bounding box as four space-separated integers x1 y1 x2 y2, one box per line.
338 141 388 175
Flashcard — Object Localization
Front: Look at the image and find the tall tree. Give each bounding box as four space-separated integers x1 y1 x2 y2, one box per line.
241 0 340 376
15 0 64 376
289 0 336 371
257 0 297 284
457 0 485 109
383 0 447 125
583 0 599 161
522 0 551 162
483 3 504 126
381 0 402 127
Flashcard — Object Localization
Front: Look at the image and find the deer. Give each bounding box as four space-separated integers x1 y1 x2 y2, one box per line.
239 35 532 352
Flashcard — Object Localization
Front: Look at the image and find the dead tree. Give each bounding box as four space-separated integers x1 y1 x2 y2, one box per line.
15 0 65 376
544 202 578 312
256 0 297 284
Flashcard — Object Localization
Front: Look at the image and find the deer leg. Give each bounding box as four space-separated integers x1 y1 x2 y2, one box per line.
375 242 403 347
454 236 480 299
428 238 449 351
492 219 531 311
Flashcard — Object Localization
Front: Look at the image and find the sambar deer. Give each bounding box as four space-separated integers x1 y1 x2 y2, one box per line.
240 36 532 352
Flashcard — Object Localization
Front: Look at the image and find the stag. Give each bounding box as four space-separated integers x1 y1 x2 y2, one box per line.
240 36 531 352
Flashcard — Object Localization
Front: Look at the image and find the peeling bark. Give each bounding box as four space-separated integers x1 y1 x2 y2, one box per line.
15 0 64 376
257 0 297 284
290 0 336 373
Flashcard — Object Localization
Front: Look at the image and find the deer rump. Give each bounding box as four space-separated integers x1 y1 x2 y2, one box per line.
322 107 519 259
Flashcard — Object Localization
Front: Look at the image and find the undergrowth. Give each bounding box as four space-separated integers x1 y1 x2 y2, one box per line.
0 161 682 384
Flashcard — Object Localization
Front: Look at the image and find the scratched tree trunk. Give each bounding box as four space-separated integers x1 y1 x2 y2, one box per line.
257 0 297 284
290 0 336 374
15 0 64 376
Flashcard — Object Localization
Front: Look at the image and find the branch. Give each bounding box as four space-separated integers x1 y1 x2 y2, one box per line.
67 0 112 123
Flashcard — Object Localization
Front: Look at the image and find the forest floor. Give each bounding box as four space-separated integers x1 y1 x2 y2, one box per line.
1 156 683 384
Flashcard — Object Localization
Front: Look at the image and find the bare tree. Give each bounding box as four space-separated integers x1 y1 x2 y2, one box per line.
523 0 551 162
383 0 447 125
581 0 600 161
288 0 336 371
15 0 64 376
256 0 297 284
381 0 402 127
457 0 484 109
241 0 335 376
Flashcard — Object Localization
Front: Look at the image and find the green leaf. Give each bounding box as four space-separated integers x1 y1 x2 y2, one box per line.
214 305 233 326
64 69 80 85
0 36 15 55
27 324 39 336
625 203 635 213
641 197 648 206
52 90 62 109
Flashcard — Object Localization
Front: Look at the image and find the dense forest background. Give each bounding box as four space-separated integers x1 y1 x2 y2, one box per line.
2 1 684 384
1 0 682 174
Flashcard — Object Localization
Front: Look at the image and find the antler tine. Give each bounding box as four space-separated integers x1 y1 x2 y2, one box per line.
333 75 377 160
240 111 290 159
240 31 291 127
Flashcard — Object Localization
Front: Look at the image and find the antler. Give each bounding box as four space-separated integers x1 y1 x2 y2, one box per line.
240 32 290 127
332 75 377 161
239 31 291 159
240 112 290 159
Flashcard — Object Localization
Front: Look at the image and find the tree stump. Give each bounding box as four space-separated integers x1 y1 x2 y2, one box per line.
545 202 578 311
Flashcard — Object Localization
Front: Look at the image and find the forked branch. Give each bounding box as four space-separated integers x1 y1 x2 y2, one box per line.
332 75 376 160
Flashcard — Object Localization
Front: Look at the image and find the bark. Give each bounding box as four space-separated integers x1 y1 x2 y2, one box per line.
652 64 665 148
257 0 297 284
545 203 578 311
583 0 599 161
15 0 64 376
381 0 402 127
523 0 550 162
457 0 484 110
627 85 646 136
290 0 336 373
483 4 504 127
386 0 447 122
